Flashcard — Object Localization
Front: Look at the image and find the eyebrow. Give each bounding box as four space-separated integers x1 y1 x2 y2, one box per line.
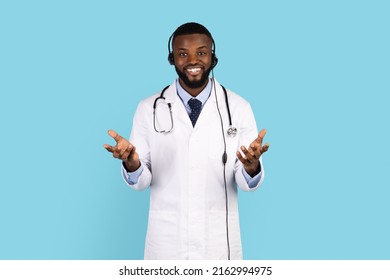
177 45 209 51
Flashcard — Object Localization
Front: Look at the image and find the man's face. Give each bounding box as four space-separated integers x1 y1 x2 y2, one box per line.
172 34 213 90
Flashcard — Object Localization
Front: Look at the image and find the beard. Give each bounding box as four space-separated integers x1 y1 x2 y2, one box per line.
175 65 212 89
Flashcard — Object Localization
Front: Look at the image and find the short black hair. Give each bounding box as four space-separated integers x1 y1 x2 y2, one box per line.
171 22 213 42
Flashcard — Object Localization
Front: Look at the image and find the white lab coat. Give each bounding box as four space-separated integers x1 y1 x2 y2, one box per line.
123 79 264 260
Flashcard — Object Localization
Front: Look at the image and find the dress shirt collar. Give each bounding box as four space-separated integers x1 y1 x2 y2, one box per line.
176 78 212 111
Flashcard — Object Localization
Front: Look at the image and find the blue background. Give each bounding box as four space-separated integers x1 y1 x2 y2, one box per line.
1 0 389 259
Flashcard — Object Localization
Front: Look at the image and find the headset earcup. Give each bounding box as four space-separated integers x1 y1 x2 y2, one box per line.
212 53 218 69
168 53 174 65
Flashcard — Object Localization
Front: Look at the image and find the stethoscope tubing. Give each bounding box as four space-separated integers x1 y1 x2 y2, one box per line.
153 82 236 136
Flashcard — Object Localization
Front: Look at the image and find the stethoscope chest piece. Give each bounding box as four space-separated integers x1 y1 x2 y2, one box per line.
227 127 237 137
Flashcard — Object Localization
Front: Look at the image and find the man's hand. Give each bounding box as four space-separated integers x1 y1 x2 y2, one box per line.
236 129 270 177
103 129 140 172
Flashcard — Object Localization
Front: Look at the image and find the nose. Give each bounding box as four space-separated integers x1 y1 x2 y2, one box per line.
187 52 198 64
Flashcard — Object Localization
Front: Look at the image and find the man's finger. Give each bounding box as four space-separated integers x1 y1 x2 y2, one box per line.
119 150 131 161
240 145 251 158
250 139 260 150
103 144 114 153
260 142 270 154
240 146 256 163
108 129 122 143
255 129 267 144
236 151 247 164
119 144 133 160
128 146 137 160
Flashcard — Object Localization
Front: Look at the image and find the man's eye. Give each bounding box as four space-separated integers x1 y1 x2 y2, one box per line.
179 53 187 57
198 52 206 56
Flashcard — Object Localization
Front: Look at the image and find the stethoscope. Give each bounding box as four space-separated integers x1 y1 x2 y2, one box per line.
153 82 237 137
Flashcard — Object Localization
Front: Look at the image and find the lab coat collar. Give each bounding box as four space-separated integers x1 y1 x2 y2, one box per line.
176 78 212 108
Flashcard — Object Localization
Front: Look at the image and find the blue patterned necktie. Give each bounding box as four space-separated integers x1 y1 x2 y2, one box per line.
188 98 202 127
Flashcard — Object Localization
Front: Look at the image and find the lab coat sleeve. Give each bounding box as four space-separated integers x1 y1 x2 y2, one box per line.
234 102 264 192
121 101 152 191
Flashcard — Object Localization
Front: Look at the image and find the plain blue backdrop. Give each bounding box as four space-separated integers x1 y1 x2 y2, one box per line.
1 0 389 259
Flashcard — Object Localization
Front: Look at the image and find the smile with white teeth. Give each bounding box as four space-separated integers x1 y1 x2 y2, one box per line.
186 67 201 74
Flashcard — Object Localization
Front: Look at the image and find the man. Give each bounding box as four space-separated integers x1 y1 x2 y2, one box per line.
104 22 269 260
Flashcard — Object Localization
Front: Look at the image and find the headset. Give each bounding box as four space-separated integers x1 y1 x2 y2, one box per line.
167 32 219 69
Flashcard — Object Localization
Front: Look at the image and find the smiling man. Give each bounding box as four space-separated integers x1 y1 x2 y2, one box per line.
173 32 213 93
104 22 269 260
